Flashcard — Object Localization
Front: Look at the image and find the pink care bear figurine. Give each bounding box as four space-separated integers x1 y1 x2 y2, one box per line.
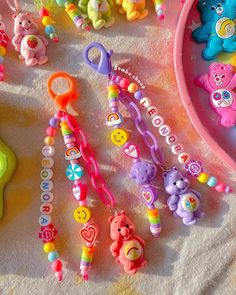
12 12 48 67
196 62 236 128
109 211 147 274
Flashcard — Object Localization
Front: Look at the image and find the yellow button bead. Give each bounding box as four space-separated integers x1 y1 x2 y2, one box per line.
128 83 138 93
42 16 54 26
197 172 209 183
43 242 55 253
44 136 55 146
111 128 128 146
74 206 91 224
0 46 6 56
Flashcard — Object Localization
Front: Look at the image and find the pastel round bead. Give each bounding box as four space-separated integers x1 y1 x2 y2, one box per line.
207 176 218 187
146 107 158 117
128 83 138 93
44 242 55 253
225 186 232 193
166 134 177 145
51 260 62 272
119 78 130 89
178 152 190 164
197 172 209 183
49 117 59 128
42 146 55 157
42 157 54 169
40 203 53 214
66 164 84 181
46 127 57 137
41 192 54 203
134 90 143 100
115 76 121 83
40 180 53 192
215 182 226 192
40 169 53 180
171 144 183 155
48 251 59 262
39 214 51 226
152 115 164 128
0 46 6 56
45 25 55 35
42 16 54 26
39 7 49 18
44 136 55 146
140 97 151 109
56 0 67 7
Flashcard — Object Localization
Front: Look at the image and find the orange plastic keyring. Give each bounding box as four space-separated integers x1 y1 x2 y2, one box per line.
47 72 78 110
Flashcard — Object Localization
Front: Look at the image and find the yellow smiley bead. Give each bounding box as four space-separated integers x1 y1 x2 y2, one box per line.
128 83 138 93
74 206 91 224
43 242 55 253
111 128 129 146
0 46 6 56
197 172 209 183
44 136 55 146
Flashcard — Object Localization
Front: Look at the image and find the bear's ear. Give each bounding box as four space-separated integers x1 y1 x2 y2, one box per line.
25 12 31 16
172 167 178 171
120 210 126 216
108 216 114 223
199 0 206 9
227 65 233 72
12 14 17 20
210 63 219 71
162 172 167 178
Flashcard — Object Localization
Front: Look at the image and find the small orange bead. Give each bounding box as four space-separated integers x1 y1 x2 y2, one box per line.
44 136 55 146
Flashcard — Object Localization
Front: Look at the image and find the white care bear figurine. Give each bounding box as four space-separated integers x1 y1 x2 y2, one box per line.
12 12 48 66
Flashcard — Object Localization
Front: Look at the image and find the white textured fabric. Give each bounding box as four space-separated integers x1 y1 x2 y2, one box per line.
0 1 236 294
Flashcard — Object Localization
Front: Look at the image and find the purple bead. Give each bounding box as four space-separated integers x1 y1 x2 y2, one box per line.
111 107 118 112
49 117 59 128
109 81 116 86
134 90 143 101
115 76 122 83
130 160 157 185
111 75 117 81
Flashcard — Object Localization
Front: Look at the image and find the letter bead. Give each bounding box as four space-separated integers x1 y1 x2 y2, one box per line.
152 115 164 128
41 192 54 203
166 134 177 145
40 180 54 192
42 146 55 157
159 125 171 137
42 157 54 169
146 107 158 117
39 214 52 226
140 97 151 109
40 203 53 214
171 144 183 155
178 152 190 164
40 169 53 180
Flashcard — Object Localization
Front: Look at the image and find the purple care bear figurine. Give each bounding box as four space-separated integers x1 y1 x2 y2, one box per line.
196 62 236 127
12 12 48 67
130 160 157 185
163 167 204 226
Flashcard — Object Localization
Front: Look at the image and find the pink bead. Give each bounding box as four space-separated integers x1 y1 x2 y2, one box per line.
66 143 75 148
52 260 63 272
119 78 130 89
55 270 63 282
79 200 87 206
39 8 49 18
46 127 57 137
215 182 226 192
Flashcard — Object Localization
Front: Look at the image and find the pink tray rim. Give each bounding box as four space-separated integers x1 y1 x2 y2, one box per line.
173 0 236 171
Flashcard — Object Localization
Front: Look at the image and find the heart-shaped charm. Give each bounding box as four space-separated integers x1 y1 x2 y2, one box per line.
141 187 158 206
123 143 139 159
80 224 99 244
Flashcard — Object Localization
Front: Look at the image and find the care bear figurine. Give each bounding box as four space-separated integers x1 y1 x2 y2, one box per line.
196 62 236 127
12 12 48 66
109 211 147 274
116 0 148 21
78 0 114 30
192 0 236 60
163 167 204 226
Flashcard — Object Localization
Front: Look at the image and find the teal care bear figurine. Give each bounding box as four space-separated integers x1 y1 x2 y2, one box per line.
78 0 115 30
192 0 236 60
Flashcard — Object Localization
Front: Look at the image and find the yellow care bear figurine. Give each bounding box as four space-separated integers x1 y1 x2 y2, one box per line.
78 0 115 30
116 0 148 21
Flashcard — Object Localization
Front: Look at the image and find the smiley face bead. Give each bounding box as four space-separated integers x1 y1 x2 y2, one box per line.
111 128 128 146
74 206 91 224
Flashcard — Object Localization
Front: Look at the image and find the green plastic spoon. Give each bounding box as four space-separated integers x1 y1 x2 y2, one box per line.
0 138 16 219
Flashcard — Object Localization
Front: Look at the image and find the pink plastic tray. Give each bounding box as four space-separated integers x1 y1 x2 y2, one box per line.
174 0 236 171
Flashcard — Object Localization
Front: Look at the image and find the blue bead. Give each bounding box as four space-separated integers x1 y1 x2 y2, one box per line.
55 0 67 7
207 176 218 187
45 25 55 35
134 90 143 101
48 251 59 262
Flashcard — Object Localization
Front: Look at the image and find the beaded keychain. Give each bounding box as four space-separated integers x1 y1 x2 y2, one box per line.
55 0 90 31
39 72 147 281
0 14 9 81
34 0 59 42
84 42 233 226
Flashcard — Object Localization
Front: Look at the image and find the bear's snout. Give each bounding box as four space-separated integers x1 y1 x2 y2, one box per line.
120 227 130 238
176 179 189 191
22 20 32 30
216 6 223 15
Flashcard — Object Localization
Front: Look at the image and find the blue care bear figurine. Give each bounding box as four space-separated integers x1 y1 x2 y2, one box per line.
163 167 204 225
192 0 236 60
